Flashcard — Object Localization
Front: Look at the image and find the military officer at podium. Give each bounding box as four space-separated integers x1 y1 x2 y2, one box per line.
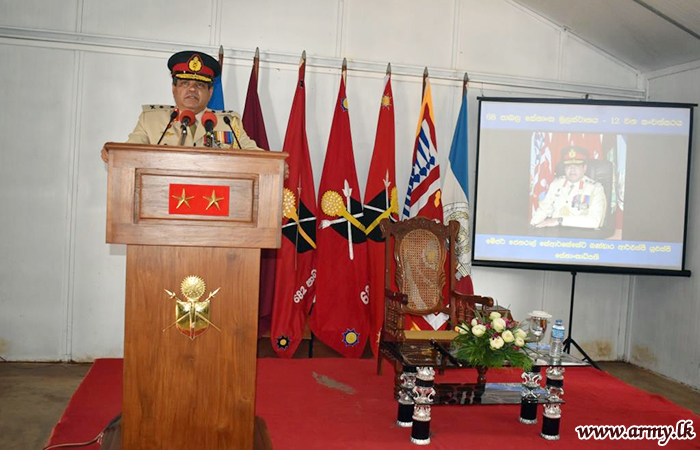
126 50 258 149
530 146 607 229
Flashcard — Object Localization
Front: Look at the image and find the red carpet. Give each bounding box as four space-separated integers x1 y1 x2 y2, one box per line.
48 359 698 449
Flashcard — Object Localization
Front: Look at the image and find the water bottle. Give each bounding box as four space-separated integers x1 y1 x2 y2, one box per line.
549 319 565 358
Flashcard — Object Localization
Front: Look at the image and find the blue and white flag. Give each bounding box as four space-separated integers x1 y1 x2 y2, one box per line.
442 92 473 291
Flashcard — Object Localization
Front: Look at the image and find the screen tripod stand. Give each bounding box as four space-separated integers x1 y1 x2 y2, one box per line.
563 271 601 370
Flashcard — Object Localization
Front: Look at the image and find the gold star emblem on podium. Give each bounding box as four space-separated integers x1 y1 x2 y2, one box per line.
204 189 224 210
172 188 194 209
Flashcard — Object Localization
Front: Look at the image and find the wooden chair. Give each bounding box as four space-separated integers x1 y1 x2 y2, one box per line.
376 217 495 376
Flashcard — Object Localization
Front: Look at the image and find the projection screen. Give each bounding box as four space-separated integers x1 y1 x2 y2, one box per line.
472 98 693 276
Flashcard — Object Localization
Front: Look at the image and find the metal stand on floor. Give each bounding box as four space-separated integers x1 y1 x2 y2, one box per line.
562 271 601 370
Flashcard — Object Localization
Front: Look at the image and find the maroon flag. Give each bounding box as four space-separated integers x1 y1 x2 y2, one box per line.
310 70 369 358
242 50 270 150
270 56 317 357
363 72 397 356
242 50 274 334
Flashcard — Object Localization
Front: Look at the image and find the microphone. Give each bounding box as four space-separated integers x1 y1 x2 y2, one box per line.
178 110 195 146
202 111 217 132
223 115 243 149
202 111 218 148
156 109 179 145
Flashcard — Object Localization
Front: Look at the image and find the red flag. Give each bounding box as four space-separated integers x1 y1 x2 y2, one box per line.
310 73 369 358
270 57 317 358
242 53 275 334
363 73 397 356
402 78 447 331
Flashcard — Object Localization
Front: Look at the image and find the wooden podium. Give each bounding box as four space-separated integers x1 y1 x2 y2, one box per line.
104 143 286 450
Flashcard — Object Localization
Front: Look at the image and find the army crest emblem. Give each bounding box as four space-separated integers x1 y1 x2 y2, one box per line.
188 54 203 73
163 275 221 340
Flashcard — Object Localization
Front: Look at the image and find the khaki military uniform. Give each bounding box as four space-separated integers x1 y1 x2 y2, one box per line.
127 105 259 149
531 175 606 229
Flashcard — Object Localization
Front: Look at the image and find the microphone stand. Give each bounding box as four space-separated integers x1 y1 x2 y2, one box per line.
179 119 190 147
223 116 243 149
156 111 179 145
204 122 216 148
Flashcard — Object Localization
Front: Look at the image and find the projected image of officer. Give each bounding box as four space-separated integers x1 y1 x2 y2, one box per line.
530 146 607 229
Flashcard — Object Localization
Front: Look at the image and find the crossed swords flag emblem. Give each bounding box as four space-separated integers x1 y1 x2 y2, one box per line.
319 180 398 256
363 172 399 242
282 186 317 253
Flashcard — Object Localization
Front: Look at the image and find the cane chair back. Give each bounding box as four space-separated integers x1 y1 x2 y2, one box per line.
397 228 447 314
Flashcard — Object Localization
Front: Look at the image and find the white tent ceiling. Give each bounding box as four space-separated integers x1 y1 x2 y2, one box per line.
514 0 700 73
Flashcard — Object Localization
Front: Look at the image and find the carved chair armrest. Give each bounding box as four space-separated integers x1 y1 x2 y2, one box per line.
383 289 408 341
451 293 495 324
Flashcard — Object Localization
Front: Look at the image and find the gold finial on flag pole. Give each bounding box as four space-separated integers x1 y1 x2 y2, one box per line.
463 72 469 96
386 62 391 75
422 67 429 102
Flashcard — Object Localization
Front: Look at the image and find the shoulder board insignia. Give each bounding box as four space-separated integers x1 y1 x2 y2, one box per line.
209 109 238 116
142 104 176 112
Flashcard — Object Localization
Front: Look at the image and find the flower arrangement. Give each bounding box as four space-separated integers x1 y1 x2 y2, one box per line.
452 309 533 371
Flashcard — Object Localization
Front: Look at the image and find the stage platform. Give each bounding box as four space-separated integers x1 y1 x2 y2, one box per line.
47 358 698 449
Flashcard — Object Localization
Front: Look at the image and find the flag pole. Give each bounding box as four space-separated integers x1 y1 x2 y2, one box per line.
386 62 391 75
463 72 469 97
422 67 428 102
253 47 260 84
206 45 225 110
342 57 347 84
293 49 308 271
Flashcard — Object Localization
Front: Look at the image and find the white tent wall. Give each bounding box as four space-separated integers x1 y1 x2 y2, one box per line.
0 0 646 372
630 64 700 390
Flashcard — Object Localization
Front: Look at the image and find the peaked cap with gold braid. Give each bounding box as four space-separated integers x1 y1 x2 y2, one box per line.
168 50 221 84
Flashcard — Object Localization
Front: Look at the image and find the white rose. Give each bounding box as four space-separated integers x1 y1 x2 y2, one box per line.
492 317 506 333
502 330 514 343
514 329 527 340
489 311 502 321
471 318 478 327
472 324 486 337
489 336 504 350
456 324 469 335
515 337 525 347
